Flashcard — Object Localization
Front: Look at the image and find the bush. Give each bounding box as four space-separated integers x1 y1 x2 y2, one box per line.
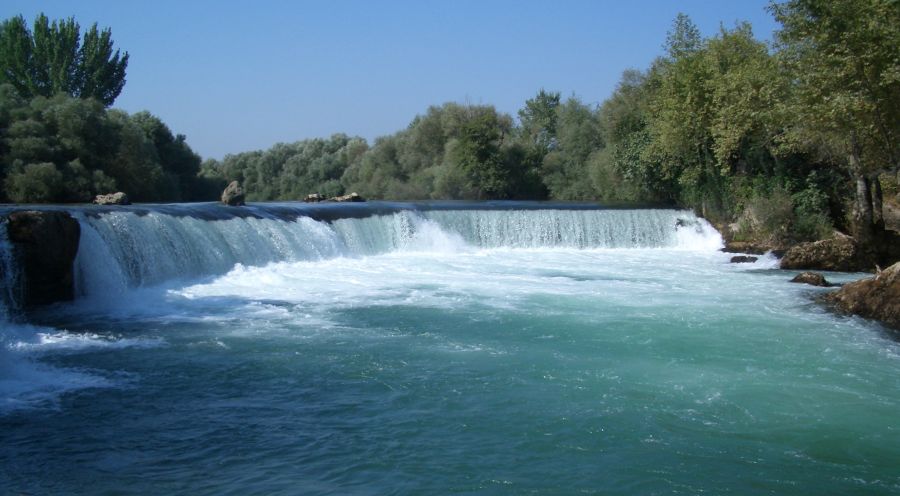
5 162 64 202
792 184 833 241
748 186 795 244
735 183 833 245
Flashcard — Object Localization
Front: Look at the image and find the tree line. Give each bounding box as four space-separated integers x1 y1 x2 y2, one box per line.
0 13 217 203
2 1 898 251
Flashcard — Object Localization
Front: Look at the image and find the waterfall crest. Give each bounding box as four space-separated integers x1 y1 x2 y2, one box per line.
70 204 721 298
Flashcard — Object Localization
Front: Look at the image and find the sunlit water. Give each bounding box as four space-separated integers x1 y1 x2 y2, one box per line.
1 204 898 495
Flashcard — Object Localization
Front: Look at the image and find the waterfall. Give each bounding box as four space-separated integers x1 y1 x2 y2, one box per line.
0 202 722 413
0 203 723 303
68 204 721 299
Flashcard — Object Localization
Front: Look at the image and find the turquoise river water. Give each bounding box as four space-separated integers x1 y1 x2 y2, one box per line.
1 202 898 495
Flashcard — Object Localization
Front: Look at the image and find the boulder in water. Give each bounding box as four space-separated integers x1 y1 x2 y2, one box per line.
303 193 325 203
722 241 769 255
730 255 758 264
93 192 130 205
790 272 831 287
780 232 865 272
825 262 900 330
6 210 80 305
329 192 364 202
221 181 245 206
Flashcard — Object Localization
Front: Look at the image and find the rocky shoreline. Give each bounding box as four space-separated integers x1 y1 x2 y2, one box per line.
824 263 900 331
718 226 900 331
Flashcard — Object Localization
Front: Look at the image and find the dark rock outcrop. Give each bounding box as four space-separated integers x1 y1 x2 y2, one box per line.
730 255 758 264
329 192 365 202
790 272 831 287
780 233 867 272
722 241 769 255
93 192 130 205
6 210 80 305
825 262 900 330
221 181 245 206
303 193 325 203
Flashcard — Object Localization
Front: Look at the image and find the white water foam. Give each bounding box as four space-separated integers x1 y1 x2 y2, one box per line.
4 206 727 413
73 207 720 300
10 331 165 353
0 323 128 413
1 325 161 414
673 215 724 251
74 211 345 297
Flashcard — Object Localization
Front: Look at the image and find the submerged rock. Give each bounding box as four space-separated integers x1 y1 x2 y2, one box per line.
780 233 865 272
6 210 80 305
730 255 758 264
825 262 900 330
790 272 831 287
303 193 325 203
93 192 130 205
329 192 365 202
221 181 245 206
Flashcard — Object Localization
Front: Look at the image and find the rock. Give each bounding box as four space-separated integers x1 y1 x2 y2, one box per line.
221 181 245 206
730 255 758 264
790 272 831 287
722 241 769 255
6 210 80 305
780 232 867 272
329 192 365 202
93 192 130 205
303 193 325 203
825 262 900 330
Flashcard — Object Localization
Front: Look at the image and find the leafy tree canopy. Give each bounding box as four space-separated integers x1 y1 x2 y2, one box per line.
0 13 128 106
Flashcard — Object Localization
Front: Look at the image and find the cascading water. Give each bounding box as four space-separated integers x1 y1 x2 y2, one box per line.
71 204 721 298
3 203 721 411
3 202 897 496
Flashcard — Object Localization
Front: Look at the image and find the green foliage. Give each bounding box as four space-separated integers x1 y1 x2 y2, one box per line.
770 0 900 243
736 182 833 244
4 162 63 202
539 98 603 200
337 102 544 201
518 89 560 152
448 110 511 198
200 134 368 201
743 186 795 243
771 0 900 174
0 13 128 106
1 5 893 254
0 85 202 203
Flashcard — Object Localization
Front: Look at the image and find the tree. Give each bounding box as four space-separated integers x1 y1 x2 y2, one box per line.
131 111 201 199
540 97 603 199
518 89 560 152
0 85 203 203
0 13 128 106
4 162 64 202
448 110 510 199
649 14 726 216
771 0 900 250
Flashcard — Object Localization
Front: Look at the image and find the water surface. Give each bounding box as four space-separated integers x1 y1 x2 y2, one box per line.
1 203 898 495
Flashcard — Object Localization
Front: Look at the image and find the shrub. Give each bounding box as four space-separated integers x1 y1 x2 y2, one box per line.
5 162 64 202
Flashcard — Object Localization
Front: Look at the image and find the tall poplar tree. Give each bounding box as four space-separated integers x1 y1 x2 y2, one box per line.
0 13 128 106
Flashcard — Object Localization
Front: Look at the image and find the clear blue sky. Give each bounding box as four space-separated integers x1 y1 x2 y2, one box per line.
2 1 779 160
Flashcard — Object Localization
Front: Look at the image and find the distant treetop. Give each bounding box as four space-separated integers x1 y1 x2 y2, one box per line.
0 13 128 106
